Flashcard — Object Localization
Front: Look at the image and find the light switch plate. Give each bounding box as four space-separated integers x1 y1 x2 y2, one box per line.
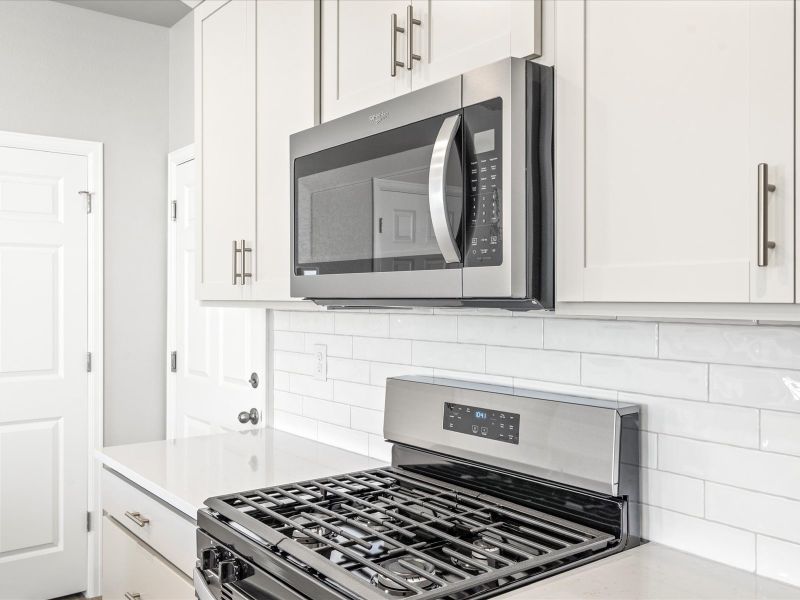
313 344 327 381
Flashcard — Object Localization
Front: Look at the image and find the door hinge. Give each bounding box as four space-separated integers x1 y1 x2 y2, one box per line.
79 190 92 214
86 511 92 532
170 200 177 221
86 352 92 373
170 351 177 373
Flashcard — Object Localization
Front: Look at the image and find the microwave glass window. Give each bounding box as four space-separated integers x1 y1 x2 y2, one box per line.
294 113 464 276
473 129 495 154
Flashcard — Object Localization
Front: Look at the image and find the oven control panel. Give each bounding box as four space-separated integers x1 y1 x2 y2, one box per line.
442 402 520 444
464 98 503 268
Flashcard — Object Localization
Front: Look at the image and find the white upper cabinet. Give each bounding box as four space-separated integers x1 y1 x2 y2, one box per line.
556 0 795 304
321 0 542 122
410 0 542 90
195 0 256 301
321 0 411 122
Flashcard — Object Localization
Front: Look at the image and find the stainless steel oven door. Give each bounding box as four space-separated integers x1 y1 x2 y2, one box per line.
290 76 464 299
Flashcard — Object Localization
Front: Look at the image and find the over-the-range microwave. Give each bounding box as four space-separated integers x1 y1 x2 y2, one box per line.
290 58 554 310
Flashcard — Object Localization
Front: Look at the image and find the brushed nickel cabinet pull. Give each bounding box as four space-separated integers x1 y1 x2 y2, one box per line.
232 240 242 285
406 5 421 70
124 511 149 527
390 13 405 76
241 239 252 285
124 593 141 600
757 163 777 267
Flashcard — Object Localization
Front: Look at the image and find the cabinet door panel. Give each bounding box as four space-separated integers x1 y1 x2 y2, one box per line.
410 0 541 91
195 0 256 300
321 0 411 122
557 0 794 303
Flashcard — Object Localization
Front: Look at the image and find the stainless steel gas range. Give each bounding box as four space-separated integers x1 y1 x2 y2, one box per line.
194 376 640 600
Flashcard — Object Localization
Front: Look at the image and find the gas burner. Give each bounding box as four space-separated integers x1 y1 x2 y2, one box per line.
352 511 395 534
290 514 330 549
371 556 437 596
451 538 501 571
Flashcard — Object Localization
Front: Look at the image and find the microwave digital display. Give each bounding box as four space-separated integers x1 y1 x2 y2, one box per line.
473 129 495 154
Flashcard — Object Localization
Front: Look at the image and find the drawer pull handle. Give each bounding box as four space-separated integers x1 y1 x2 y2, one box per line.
124 593 141 600
124 511 150 527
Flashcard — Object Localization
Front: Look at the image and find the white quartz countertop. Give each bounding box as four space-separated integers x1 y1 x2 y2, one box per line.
97 427 384 519
98 430 799 599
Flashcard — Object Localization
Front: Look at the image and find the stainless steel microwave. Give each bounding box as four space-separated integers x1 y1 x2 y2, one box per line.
290 58 554 310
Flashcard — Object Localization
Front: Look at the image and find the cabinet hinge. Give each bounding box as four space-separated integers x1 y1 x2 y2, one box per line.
86 511 91 532
170 351 177 373
86 352 92 373
79 190 92 214
170 200 177 221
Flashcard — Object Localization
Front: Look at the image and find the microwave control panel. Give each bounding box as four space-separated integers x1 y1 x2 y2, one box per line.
464 98 503 268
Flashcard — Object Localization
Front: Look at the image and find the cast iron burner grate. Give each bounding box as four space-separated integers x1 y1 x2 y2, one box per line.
205 468 615 600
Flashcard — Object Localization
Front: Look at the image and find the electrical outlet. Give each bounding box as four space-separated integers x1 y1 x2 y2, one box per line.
313 344 327 381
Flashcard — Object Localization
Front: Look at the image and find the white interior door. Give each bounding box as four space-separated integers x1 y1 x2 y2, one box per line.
0 147 88 598
170 155 266 439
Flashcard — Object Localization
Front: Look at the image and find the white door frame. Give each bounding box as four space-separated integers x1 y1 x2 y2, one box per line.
0 131 104 597
166 144 195 440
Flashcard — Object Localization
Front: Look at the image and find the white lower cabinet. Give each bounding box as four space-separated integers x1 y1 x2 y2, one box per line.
102 516 193 600
102 469 195 600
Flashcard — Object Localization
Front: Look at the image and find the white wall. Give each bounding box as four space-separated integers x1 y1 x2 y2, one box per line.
0 0 169 445
271 308 800 587
169 10 193 151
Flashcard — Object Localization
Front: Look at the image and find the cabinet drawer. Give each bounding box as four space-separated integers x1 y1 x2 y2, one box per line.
102 468 195 577
103 515 193 600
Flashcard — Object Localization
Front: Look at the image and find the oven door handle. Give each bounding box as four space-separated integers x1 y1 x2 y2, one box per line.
194 568 215 600
428 113 462 264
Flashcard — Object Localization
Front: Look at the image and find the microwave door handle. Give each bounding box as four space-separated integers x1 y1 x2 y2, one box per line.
429 114 462 264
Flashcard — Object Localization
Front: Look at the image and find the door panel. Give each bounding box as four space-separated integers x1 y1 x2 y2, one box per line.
195 0 255 300
0 147 87 599
411 0 542 91
172 157 266 438
321 0 411 121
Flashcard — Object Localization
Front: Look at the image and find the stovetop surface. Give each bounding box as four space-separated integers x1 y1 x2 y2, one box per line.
203 466 617 600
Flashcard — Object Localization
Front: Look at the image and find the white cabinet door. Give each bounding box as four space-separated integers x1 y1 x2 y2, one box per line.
102 516 193 600
195 0 256 300
410 0 542 90
321 0 411 122
557 0 794 304
250 0 317 301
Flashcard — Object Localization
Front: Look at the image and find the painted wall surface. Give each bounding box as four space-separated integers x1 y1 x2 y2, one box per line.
271 308 800 587
0 0 169 445
169 10 194 151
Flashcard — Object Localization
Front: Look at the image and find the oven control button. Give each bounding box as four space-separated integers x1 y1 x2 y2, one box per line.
200 547 222 571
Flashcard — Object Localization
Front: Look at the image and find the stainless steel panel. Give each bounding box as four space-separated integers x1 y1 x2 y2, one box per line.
292 266 462 299
383 376 638 496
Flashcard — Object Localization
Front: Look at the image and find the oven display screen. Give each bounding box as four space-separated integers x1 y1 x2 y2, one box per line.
442 402 519 444
473 129 495 154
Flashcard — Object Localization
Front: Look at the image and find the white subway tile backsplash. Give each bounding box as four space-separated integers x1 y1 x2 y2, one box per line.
486 346 579 383
706 483 800 545
269 309 800 584
353 337 412 364
582 355 708 401
327 357 371 384
317 422 369 456
642 506 755 571
659 436 800 500
620 392 759 448
370 362 433 386
757 536 800 587
660 323 800 368
761 411 800 457
544 319 658 357
390 314 458 341
334 380 385 411
289 310 334 333
335 312 390 337
709 365 800 412
413 340 485 371
302 397 350 427
457 315 543 348
350 407 383 435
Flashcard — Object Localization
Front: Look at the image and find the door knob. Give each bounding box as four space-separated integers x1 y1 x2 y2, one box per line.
238 408 260 425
